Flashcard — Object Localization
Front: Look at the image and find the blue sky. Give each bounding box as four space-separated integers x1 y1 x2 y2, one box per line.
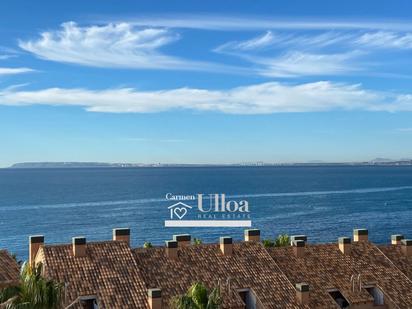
1 0 412 167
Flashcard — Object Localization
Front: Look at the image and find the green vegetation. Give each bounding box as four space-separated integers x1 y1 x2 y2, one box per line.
143 242 153 248
171 282 222 309
262 234 290 248
0 262 63 309
262 239 275 248
193 238 203 245
274 234 290 247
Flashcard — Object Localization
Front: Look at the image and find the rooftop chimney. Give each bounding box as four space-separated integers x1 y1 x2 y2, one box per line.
29 235 44 265
148 288 162 309
401 239 412 257
220 237 233 256
296 283 310 305
173 234 191 247
290 235 307 245
391 234 404 245
338 237 351 255
353 229 368 242
113 228 130 245
72 237 87 257
244 229 260 242
165 240 178 259
293 240 305 258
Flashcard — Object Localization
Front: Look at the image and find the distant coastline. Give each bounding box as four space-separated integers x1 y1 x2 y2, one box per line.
7 159 412 169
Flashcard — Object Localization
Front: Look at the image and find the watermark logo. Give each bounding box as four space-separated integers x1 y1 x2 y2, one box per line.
164 193 251 227
168 202 192 219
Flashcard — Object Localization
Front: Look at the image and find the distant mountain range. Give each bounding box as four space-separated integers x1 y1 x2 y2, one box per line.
7 159 412 169
8 162 154 168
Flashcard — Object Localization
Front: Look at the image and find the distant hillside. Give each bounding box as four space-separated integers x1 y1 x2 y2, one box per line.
7 159 412 169
8 162 142 168
370 158 393 163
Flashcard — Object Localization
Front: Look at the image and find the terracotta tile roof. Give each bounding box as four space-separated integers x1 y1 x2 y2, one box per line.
36 236 412 309
378 244 412 280
267 242 412 309
0 250 20 288
39 241 149 309
133 241 308 309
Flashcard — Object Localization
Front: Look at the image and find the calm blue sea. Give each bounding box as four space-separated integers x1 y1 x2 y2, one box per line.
1 166 412 260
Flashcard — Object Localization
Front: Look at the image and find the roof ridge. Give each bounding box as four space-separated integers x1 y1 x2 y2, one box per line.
374 243 412 285
42 239 129 248
257 242 300 297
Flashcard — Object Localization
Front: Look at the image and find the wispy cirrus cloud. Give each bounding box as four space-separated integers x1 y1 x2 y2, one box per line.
216 29 412 54
0 46 21 57
122 15 412 32
214 27 412 78
237 51 363 78
0 50 33 75
215 30 365 77
215 31 277 51
16 19 412 79
1 81 411 114
0 67 34 76
18 22 239 73
215 31 356 52
355 31 412 49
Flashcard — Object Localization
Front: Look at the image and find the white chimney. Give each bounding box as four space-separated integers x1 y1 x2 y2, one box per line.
113 228 130 245
165 240 178 259
220 237 233 256
29 235 44 265
401 239 412 257
244 229 260 242
148 288 162 309
296 283 310 305
292 240 305 258
72 237 87 257
353 229 368 242
391 234 404 245
338 237 351 255
290 235 307 245
173 234 191 247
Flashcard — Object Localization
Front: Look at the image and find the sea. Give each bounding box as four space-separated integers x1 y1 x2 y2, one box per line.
1 166 412 260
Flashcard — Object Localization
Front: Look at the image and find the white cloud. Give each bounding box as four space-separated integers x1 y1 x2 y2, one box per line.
18 21 412 78
216 31 355 52
19 22 235 72
216 31 277 51
214 32 365 77
125 15 412 32
218 30 412 54
257 51 363 77
0 67 34 75
216 49 362 78
289 31 355 48
216 30 412 54
355 31 412 49
1 81 411 114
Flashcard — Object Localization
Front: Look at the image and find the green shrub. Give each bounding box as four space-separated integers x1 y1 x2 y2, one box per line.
262 234 290 248
143 242 153 248
171 282 221 309
274 234 290 247
262 239 275 248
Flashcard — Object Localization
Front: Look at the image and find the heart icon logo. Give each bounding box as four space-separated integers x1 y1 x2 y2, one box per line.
174 207 188 220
